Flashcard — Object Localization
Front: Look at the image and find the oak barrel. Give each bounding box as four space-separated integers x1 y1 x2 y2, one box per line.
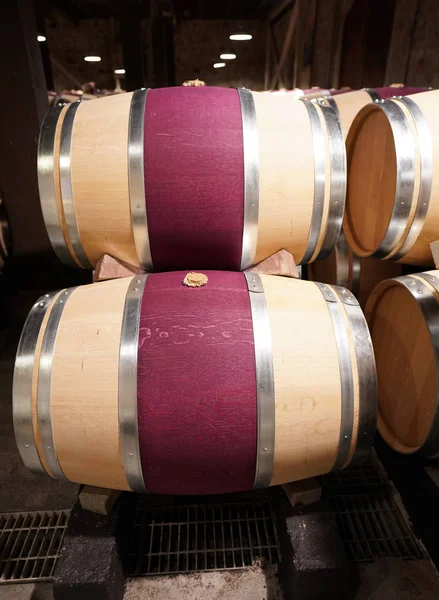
307 231 403 307
366 270 439 456
344 89 439 266
13 272 377 494
38 86 346 271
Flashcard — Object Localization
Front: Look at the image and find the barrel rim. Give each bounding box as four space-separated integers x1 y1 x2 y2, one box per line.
37 288 77 480
333 285 377 465
366 273 439 456
129 89 153 271
314 282 356 470
239 89 260 270
37 105 79 269
345 101 416 259
388 97 433 260
316 101 347 261
13 292 59 475
119 273 149 493
244 272 275 489
59 102 93 269
299 99 326 264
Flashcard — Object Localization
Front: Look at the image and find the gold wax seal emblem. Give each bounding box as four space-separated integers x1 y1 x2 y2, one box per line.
183 272 209 287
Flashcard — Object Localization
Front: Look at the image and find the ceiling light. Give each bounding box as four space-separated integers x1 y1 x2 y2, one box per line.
114 69 126 75
213 62 226 69
37 35 46 42
220 53 236 60
229 33 252 41
84 55 101 62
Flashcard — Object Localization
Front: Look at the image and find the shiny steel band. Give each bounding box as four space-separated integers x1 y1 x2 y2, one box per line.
371 100 416 259
397 274 439 457
325 96 340 118
333 286 377 465
119 274 149 493
390 97 433 260
317 103 346 260
129 89 153 271
37 105 78 269
238 89 259 270
300 99 326 264
13 292 58 475
364 88 380 102
60 102 92 269
315 282 355 470
38 287 77 480
244 273 275 489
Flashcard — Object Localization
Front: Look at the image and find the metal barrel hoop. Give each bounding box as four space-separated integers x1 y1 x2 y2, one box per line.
317 102 347 260
300 99 326 264
129 89 154 271
37 105 78 268
37 287 78 480
397 274 439 456
389 97 433 261
13 292 59 475
314 282 356 470
239 89 260 271
332 286 377 465
119 274 149 493
244 272 275 489
59 101 93 269
370 100 416 259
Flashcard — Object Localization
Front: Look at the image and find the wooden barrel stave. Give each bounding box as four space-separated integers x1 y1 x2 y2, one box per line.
13 272 377 493
38 87 346 272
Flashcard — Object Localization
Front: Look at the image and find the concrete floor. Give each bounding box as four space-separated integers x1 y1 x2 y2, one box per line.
1 339 439 600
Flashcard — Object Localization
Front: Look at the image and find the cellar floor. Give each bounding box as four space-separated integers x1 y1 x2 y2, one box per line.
1 334 439 600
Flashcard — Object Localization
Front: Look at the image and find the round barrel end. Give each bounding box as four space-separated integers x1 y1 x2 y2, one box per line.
345 103 398 258
365 273 439 456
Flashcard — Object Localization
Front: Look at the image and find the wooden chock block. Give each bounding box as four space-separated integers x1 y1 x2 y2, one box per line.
79 486 121 515
93 254 145 282
282 478 322 508
245 249 299 278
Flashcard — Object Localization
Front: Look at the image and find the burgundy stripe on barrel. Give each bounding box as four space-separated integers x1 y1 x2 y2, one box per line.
137 271 258 495
144 87 245 272
375 87 429 99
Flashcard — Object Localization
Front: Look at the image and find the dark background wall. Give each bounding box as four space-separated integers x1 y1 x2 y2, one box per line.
174 19 266 89
45 10 124 90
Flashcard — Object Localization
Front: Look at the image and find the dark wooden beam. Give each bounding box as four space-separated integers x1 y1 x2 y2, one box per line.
120 16 146 91
385 0 419 85
271 1 299 89
270 0 295 22
293 0 317 89
0 0 52 257
311 0 337 88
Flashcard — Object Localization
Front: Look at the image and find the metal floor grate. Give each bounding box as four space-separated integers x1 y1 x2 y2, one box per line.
330 493 424 562
126 498 281 576
0 510 69 584
322 455 424 563
322 458 389 494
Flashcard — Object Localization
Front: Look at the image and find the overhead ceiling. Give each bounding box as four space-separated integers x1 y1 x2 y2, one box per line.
43 0 278 20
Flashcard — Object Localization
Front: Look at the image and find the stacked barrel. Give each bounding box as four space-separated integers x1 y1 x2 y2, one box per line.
22 80 439 493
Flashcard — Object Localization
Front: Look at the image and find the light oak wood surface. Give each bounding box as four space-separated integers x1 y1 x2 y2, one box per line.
70 93 138 267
